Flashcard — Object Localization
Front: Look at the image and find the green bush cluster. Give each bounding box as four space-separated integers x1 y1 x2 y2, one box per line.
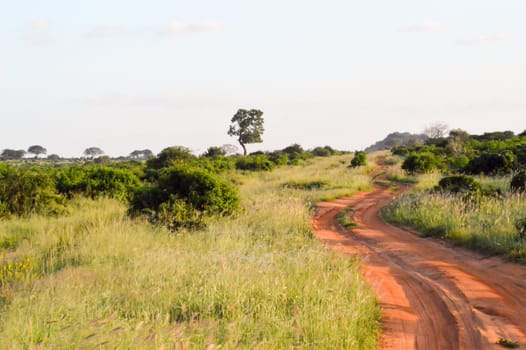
510 171 526 194
0 165 66 218
394 130 526 175
54 166 141 201
402 152 443 174
0 164 141 218
236 155 274 171
350 151 367 168
436 175 481 194
129 166 240 230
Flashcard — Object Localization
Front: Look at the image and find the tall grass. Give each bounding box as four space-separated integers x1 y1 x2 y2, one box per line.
383 190 526 263
0 156 380 349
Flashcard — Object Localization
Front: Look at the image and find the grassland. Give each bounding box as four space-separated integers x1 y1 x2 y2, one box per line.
383 173 526 263
0 156 379 349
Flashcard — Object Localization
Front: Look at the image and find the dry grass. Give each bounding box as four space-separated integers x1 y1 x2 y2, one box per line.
0 156 380 349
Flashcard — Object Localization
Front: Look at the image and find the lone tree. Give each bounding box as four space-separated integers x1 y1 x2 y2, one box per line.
83 147 104 159
424 122 449 139
227 109 264 156
28 145 47 158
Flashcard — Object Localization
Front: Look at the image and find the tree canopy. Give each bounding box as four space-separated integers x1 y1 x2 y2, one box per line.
1 149 26 160
28 145 47 158
129 149 154 160
83 147 104 158
227 109 264 156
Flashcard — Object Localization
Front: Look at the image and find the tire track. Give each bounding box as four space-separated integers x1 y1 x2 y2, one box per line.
312 187 526 349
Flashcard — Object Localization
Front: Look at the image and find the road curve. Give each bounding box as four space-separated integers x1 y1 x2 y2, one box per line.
312 186 526 350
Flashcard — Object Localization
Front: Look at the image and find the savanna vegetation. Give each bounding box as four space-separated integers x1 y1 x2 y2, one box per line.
383 128 526 263
0 139 379 348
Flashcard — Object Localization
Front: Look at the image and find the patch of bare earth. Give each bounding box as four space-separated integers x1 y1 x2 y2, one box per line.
312 186 526 350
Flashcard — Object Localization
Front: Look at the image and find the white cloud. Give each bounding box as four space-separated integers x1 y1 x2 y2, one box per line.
21 18 51 45
457 34 513 46
85 26 128 39
159 20 225 36
400 21 444 33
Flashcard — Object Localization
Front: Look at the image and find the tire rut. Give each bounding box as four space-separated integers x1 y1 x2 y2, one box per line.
312 187 526 349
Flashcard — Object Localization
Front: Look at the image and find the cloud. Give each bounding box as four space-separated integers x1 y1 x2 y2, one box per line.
20 18 51 45
400 21 444 33
457 34 513 46
159 20 225 36
85 26 128 39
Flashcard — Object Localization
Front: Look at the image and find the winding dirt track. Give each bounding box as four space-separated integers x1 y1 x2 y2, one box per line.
312 185 526 349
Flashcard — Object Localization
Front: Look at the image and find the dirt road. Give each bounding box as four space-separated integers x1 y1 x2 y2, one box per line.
313 185 526 349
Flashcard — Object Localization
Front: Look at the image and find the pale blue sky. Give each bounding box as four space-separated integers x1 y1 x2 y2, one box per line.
1 1 525 156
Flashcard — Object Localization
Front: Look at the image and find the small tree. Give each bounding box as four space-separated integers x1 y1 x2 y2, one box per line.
1 149 26 160
47 154 61 161
424 122 449 139
83 147 104 159
227 109 264 156
28 145 47 158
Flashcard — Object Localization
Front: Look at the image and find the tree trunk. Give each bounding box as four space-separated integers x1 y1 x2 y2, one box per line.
240 142 247 156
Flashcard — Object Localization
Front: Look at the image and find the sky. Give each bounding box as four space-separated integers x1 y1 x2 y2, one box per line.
1 0 525 157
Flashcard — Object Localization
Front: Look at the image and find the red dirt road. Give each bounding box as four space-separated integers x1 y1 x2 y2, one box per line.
313 186 526 349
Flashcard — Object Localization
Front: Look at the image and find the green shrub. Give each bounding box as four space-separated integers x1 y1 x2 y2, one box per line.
55 166 140 201
197 156 236 173
146 146 195 170
350 151 367 167
311 146 334 157
448 156 470 171
236 155 274 171
464 151 516 175
129 166 240 230
156 195 202 230
0 166 66 217
402 152 442 174
268 152 289 166
436 175 481 194
510 171 526 194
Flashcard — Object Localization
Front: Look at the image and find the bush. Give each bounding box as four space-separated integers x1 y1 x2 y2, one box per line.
129 166 240 230
350 151 367 167
0 166 66 217
464 151 516 175
236 155 274 171
55 166 141 201
448 156 470 172
436 175 481 194
402 152 442 174
281 144 311 165
311 146 334 157
267 152 289 166
146 146 195 170
510 171 526 194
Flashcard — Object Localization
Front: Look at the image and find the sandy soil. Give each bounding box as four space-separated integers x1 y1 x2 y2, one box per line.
312 185 526 349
